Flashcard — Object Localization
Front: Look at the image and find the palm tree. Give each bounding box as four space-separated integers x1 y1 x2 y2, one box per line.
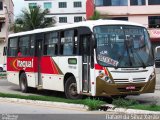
10 6 56 33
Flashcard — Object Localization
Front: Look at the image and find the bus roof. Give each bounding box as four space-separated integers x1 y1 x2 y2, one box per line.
8 20 144 38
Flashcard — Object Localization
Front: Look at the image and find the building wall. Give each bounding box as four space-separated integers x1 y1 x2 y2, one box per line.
0 0 14 65
86 0 95 20
24 0 87 26
96 0 160 27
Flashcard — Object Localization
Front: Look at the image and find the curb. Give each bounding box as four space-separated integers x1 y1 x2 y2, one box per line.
0 97 89 111
108 108 160 114
101 104 160 114
0 97 160 114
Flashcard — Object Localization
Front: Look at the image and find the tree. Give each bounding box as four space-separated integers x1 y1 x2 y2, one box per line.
89 10 101 20
10 6 56 33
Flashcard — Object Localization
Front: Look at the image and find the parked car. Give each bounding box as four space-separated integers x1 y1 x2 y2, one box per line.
0 64 3 72
0 64 6 72
155 46 160 68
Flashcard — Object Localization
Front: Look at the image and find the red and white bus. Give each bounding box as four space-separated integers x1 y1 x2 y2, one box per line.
7 20 156 99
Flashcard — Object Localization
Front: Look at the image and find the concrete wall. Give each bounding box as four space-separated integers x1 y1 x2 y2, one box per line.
0 0 14 65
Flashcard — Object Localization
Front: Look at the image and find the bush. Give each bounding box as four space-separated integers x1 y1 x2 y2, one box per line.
112 98 139 108
84 98 105 110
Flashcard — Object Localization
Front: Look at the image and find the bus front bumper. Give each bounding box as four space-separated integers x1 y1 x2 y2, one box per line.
95 76 156 97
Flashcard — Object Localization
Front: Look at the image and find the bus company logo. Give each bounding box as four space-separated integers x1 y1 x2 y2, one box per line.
17 59 33 68
12 58 34 70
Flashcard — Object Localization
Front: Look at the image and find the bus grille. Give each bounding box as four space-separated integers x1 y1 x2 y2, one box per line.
114 78 146 84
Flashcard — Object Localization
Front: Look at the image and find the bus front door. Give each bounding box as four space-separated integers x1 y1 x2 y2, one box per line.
81 35 91 93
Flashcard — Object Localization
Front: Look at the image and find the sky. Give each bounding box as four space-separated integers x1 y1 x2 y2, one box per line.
13 0 25 17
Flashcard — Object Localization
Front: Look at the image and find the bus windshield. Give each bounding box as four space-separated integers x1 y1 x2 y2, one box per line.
94 25 154 68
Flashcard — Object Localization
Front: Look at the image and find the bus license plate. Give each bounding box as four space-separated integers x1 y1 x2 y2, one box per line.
126 86 135 90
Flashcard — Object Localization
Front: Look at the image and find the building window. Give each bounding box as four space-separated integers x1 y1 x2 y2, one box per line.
59 2 67 8
95 0 103 6
59 17 67 23
148 16 160 28
0 2 3 10
74 2 82 7
74 16 82 22
44 2 52 9
148 0 160 5
29 3 37 8
0 23 2 32
130 0 146 5
95 0 128 6
111 17 128 21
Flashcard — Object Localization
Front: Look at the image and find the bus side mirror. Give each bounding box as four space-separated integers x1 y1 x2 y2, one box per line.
3 46 7 56
155 46 160 67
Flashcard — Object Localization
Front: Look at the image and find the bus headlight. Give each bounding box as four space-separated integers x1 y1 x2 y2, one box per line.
98 70 112 83
105 76 112 83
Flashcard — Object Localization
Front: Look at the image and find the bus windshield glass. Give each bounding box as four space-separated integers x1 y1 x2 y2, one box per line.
94 25 154 68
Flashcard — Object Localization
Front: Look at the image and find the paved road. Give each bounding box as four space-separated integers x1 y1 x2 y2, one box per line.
0 77 160 106
0 99 112 120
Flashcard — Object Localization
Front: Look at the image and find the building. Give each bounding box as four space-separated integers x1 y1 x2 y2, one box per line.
0 0 14 65
24 0 94 26
95 0 160 50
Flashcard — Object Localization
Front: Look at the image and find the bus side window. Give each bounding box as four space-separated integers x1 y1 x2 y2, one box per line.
30 35 35 56
19 36 30 56
8 37 18 57
44 32 58 56
61 30 77 56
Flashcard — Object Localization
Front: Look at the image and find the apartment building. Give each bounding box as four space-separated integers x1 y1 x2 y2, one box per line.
95 0 160 49
0 0 14 65
24 0 94 26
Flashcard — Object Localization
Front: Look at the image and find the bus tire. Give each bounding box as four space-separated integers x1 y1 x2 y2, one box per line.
65 76 82 99
19 73 28 93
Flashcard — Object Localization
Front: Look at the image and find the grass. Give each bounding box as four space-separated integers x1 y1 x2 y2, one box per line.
0 92 160 111
0 73 6 77
130 104 160 111
112 98 139 108
0 92 104 110
112 98 160 111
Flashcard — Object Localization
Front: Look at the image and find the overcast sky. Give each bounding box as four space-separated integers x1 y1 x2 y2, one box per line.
13 0 25 17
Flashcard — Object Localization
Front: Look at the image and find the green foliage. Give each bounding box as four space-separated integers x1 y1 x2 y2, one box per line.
112 98 139 108
83 98 105 110
130 104 160 111
89 10 101 20
10 6 56 33
0 93 104 110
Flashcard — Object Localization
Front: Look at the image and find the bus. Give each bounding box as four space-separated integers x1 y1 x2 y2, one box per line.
7 20 155 99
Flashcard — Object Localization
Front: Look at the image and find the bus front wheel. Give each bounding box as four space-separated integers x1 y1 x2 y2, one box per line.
19 73 28 93
65 76 82 99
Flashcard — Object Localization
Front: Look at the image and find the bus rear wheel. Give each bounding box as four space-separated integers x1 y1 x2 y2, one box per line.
19 73 28 93
65 76 82 99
